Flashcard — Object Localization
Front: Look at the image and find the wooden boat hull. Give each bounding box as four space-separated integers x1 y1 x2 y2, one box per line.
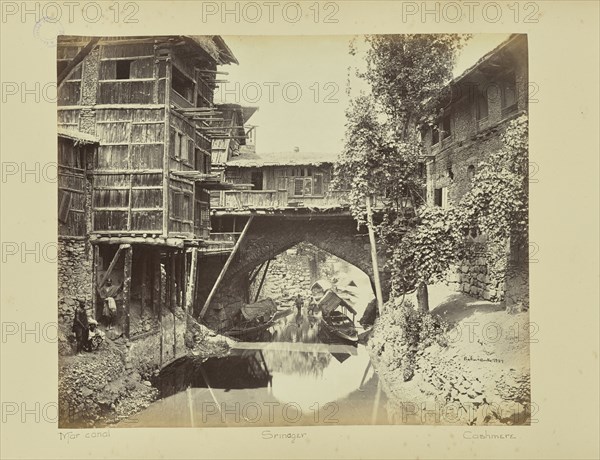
225 321 275 340
225 308 294 340
321 311 358 344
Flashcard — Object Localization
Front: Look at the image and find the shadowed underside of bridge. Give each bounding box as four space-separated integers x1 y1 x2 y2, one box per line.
202 213 390 330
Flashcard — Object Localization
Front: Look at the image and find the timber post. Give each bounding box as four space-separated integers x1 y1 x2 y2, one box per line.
157 250 164 367
92 245 100 318
199 215 254 319
123 245 133 338
185 248 198 327
253 258 271 303
366 195 384 315
161 52 172 238
98 244 128 290
140 250 147 316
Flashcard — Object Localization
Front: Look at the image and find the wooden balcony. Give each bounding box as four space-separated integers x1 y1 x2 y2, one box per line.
170 89 194 109
211 190 352 210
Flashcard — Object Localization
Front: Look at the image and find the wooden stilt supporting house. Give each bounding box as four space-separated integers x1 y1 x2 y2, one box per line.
58 35 243 360
199 215 254 319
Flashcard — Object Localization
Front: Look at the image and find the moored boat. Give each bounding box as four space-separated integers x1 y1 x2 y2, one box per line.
317 290 359 344
224 299 293 340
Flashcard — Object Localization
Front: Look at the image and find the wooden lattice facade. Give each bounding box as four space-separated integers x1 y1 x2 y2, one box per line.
57 36 239 342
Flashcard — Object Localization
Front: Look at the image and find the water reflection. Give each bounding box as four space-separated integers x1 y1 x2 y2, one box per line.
272 311 321 343
156 350 272 399
262 311 331 378
122 309 387 428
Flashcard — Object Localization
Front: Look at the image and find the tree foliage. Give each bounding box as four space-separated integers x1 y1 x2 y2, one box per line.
334 34 470 304
362 34 469 140
368 299 450 381
333 94 422 224
386 206 466 297
459 114 529 245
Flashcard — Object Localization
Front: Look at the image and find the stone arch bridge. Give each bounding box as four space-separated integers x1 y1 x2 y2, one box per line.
200 210 389 330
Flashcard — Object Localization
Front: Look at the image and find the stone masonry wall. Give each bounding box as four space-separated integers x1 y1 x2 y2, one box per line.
504 237 529 312
252 243 338 308
58 237 93 355
426 118 528 307
126 309 187 378
447 241 507 302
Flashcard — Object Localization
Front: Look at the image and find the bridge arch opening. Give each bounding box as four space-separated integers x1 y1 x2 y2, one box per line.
202 214 386 331
248 242 375 319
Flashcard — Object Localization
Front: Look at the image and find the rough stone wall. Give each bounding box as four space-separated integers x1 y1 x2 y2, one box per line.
425 116 526 306
395 343 531 425
58 344 157 428
126 309 187 378
504 237 529 312
204 271 248 332
58 237 93 354
422 37 529 309
252 243 338 307
78 47 99 134
373 306 531 426
80 47 100 107
447 241 508 302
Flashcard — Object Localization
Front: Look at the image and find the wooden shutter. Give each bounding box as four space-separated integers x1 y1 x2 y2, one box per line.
314 174 323 195
294 178 303 196
303 178 313 196
58 189 72 223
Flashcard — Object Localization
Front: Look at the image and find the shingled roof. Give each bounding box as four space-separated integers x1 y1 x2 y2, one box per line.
184 35 239 65
226 150 340 167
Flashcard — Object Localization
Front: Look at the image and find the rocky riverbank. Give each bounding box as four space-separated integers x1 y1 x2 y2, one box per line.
368 284 531 426
58 323 234 428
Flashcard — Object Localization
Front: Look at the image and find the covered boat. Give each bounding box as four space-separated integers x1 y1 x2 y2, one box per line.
317 290 358 344
225 298 293 340
241 298 277 322
310 279 333 301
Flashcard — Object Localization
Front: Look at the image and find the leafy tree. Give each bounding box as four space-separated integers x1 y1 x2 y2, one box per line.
386 206 467 310
335 34 469 311
362 34 469 141
333 94 422 224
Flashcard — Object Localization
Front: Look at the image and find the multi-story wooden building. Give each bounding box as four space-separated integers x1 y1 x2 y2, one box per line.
57 36 241 357
209 146 352 241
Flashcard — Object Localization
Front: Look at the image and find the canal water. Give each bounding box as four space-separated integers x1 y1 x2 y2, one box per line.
121 309 388 428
